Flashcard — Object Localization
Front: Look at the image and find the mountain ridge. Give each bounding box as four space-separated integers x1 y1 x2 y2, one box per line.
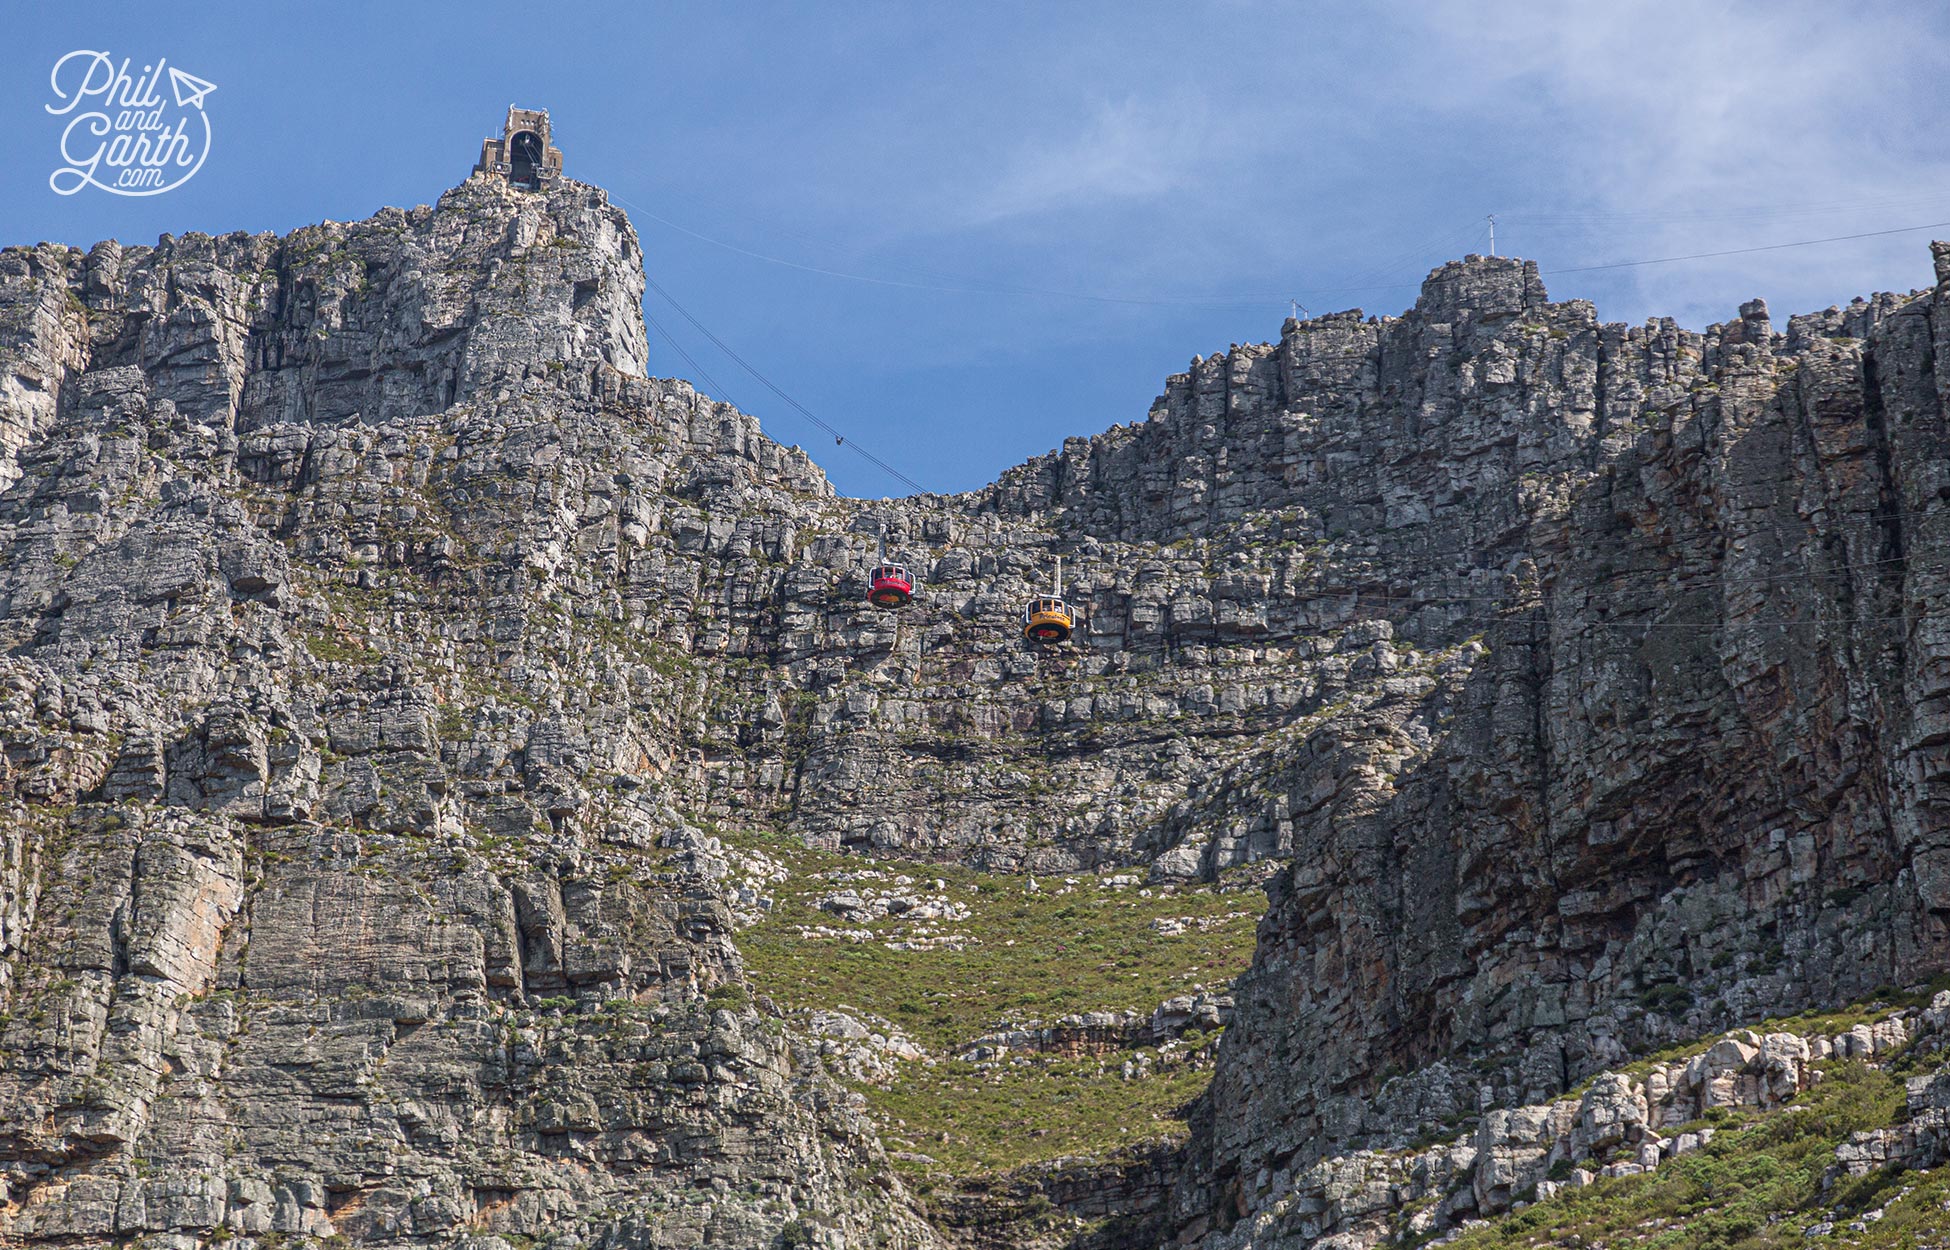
0 171 1947 1249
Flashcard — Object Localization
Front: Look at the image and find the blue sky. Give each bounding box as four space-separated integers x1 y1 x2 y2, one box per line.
6 2 1948 497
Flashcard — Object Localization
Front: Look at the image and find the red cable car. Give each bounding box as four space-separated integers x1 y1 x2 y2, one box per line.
869 563 913 609
866 525 914 610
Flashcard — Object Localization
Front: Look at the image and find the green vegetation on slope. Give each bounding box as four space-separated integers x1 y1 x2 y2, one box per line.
873 1054 1212 1179
725 827 1263 1175
1445 1059 1946 1250
1554 980 1950 1103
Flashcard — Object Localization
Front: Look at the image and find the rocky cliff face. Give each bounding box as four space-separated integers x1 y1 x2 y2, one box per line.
0 178 936 1249
0 166 1946 1250
1166 256 1950 1244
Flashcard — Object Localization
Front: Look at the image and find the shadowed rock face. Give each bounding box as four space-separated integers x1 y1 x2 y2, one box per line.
0 168 1946 1250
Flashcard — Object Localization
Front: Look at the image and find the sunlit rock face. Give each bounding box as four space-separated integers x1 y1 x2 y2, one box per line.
0 178 936 1250
0 165 1946 1250
1170 255 1950 1247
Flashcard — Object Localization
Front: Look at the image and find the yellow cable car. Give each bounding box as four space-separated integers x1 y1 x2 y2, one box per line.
1022 596 1074 642
1021 556 1076 643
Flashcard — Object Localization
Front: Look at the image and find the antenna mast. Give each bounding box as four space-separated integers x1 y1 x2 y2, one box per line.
1487 214 1497 257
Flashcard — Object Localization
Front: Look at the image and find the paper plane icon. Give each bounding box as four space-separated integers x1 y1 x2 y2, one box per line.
168 67 217 110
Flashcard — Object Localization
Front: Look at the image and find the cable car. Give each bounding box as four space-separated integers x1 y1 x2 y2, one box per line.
869 563 913 609
866 524 913 610
1022 556 1076 643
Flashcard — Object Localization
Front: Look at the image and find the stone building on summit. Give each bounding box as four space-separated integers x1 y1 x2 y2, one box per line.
473 106 563 189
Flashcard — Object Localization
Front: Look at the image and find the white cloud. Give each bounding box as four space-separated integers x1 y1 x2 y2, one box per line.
605 2 1950 491
951 92 1239 226
1403 0 1950 323
656 2 1950 349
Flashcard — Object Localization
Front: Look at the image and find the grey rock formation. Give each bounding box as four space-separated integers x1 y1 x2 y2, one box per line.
957 992 1232 1061
0 178 933 1250
1 162 1948 1250
1832 996 1950 1181
1168 249 1950 1246
1198 1007 1935 1250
